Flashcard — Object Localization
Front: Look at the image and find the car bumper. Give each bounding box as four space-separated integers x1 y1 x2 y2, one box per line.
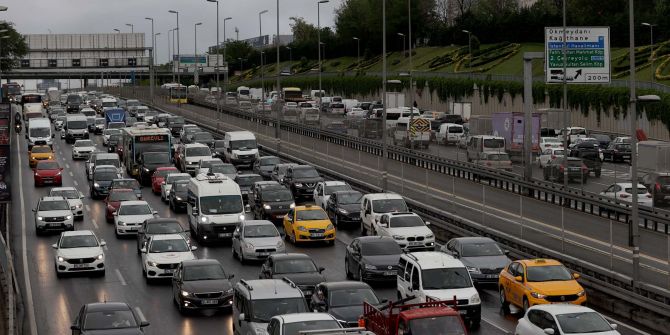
171 199 187 210
178 293 234 310
92 186 110 196
457 304 481 322
35 175 62 185
361 268 398 281
295 230 336 242
36 220 74 232
470 272 501 283
263 209 290 221
56 258 104 273
397 241 435 251
72 151 92 159
198 224 239 241
145 264 178 278
116 223 142 235
528 294 587 307
71 207 84 218
292 187 316 198
229 157 256 166
241 245 285 260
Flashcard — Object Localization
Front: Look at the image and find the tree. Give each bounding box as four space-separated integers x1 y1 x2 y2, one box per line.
0 22 28 72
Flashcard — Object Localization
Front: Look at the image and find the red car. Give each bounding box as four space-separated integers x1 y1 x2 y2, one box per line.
33 160 63 186
104 188 139 222
151 167 179 194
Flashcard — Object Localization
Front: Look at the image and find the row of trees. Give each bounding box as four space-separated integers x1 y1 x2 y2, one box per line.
217 0 670 75
0 21 27 72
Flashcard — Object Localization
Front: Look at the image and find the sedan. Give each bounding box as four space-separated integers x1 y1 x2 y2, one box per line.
171 259 234 314
53 230 106 277
344 236 402 282
252 155 281 179
325 190 363 228
137 218 188 255
259 253 325 299
104 188 139 222
232 220 285 263
33 160 63 186
599 182 653 208
440 237 511 284
161 172 191 202
602 143 631 162
72 140 97 160
310 281 382 327
102 129 121 146
141 234 197 282
168 180 189 212
70 302 150 335
537 148 565 168
151 167 179 194
114 201 157 237
516 305 620 335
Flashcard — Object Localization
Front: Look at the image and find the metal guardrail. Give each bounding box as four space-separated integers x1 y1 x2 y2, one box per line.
0 203 16 335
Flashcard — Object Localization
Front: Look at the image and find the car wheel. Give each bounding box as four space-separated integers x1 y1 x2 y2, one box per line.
290 230 297 244
345 259 351 278
522 297 530 315
361 222 367 235
499 286 509 313
232 246 238 259
358 267 365 282
397 291 402 300
239 251 246 265
55 264 62 278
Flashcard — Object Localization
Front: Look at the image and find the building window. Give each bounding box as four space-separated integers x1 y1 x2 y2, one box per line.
20 59 30 68
99 59 109 67
72 59 81 67
128 58 137 67
48 59 57 68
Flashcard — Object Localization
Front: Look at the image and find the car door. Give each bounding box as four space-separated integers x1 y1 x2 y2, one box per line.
362 198 372 231
137 221 148 251
232 225 242 255
409 264 423 303
326 193 337 220
349 240 362 273
313 183 323 206
398 261 413 300
171 264 183 301
375 214 389 237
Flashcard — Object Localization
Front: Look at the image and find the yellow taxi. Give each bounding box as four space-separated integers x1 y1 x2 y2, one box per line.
283 205 335 245
499 258 586 312
29 145 54 168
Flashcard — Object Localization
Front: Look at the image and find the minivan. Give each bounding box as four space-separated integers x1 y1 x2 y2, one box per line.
466 135 505 162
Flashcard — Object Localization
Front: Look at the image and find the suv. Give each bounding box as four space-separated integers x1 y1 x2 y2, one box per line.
569 143 602 177
177 143 212 176
138 151 173 185
282 165 323 199
249 183 294 221
258 253 326 299
640 172 670 207
374 212 435 251
397 251 481 328
34 196 75 235
233 279 309 335
231 220 285 263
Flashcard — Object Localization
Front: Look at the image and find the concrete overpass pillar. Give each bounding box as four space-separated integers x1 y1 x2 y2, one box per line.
84 78 88 89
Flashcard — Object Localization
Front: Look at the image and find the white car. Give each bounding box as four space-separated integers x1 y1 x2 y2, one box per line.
537 148 565 168
141 233 197 281
102 129 121 146
49 187 85 220
161 172 191 202
72 139 97 160
114 200 157 237
516 304 620 335
599 182 654 208
540 137 564 149
347 107 367 119
52 230 106 277
374 212 435 251
231 220 285 263
312 181 352 209
269 313 343 335
34 196 74 235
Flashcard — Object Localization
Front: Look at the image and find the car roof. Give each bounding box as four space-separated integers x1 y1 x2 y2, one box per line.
528 304 597 315
50 187 77 192
61 230 96 237
323 181 347 186
363 193 403 200
184 143 209 148
278 313 336 323
237 279 304 299
145 218 180 225
40 196 66 202
518 259 563 267
294 205 324 211
181 259 221 267
95 153 119 159
151 233 186 241
320 281 373 291
356 236 397 244
167 173 191 178
119 200 149 206
85 302 131 312
156 166 179 171
403 251 462 270
451 237 497 245
243 220 275 227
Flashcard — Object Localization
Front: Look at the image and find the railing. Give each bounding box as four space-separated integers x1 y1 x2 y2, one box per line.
0 203 16 335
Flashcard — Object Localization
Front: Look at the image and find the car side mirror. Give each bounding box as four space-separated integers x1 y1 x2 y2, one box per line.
228 274 235 279
52 134 55 138
504 249 510 255
240 313 249 321
25 134 28 139
514 276 523 282
100 241 106 246
140 248 147 253
233 232 240 238
610 324 618 330
140 321 150 328
245 204 251 213
32 209 36 212
543 329 555 335
452 251 460 258
190 246 198 251
79 192 84 199
425 221 430 226
51 244 58 249
152 210 158 215
70 325 80 331
192 207 199 216
318 267 325 273
60 167 64 171
112 211 117 216
573 273 581 280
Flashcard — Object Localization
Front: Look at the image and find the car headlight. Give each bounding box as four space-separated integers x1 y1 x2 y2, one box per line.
48 156 53 159
289 203 295 209
76 204 83 209
245 243 255 250
364 264 377 270
143 167 149 172
470 293 481 304
466 266 480 274
66 215 72 220
200 216 209 223
37 216 44 221
181 290 191 297
97 254 104 260
225 288 234 294
55 171 62 176
263 204 271 210
148 261 158 267
297 226 308 232
276 240 284 248
294 183 303 187
577 290 586 297
71 206 76 210
326 224 334 230
117 221 125 226
94 182 100 187
392 235 405 240
530 292 547 299
338 208 348 214
239 214 246 221
426 234 434 239
57 256 65 262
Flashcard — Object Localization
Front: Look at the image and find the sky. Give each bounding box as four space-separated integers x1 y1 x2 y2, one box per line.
3 0 344 64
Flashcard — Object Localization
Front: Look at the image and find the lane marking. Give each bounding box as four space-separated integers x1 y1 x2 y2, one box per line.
481 317 511 334
16 132 39 335
73 180 78 186
65 163 70 169
91 219 99 230
604 316 652 335
134 306 147 322
68 171 73 177
115 269 127 286
85 205 91 212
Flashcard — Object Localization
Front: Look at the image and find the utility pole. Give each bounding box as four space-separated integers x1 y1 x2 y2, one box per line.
317 0 329 104
407 0 416 149
194 22 202 85
276 0 282 154
381 0 388 191
259 9 268 102
169 10 180 86
642 22 656 84
353 37 360 70
561 0 569 188
224 17 232 95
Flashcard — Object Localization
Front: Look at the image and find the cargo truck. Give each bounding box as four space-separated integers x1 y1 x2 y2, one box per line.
492 112 541 161
104 108 126 127
360 297 468 335
637 141 670 174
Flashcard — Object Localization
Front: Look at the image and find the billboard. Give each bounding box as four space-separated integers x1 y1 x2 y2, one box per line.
545 27 611 84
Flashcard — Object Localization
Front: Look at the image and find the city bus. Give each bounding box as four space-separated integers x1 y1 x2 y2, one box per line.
2 82 21 102
169 86 187 104
121 126 172 178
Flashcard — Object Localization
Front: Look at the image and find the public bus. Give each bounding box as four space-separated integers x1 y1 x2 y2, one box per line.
169 86 187 104
282 87 306 103
121 126 172 178
2 82 21 102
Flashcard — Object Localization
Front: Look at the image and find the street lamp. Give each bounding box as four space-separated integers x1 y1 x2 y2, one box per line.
259 9 268 101
317 0 329 104
145 18 155 65
223 16 232 93
168 29 174 82
286 46 292 64
206 0 222 122
125 23 134 33
0 35 10 83
168 10 180 86
353 37 360 70
462 29 471 69
397 32 405 57
194 22 203 85
642 22 656 84
381 0 388 191
113 29 120 33
154 32 160 63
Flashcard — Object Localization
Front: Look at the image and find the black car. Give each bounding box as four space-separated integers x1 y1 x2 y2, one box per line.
569 143 602 177
602 143 631 162
71 302 149 335
138 151 173 185
250 183 294 221
283 165 323 199
640 172 670 207
310 281 382 327
171 259 234 314
180 127 202 144
166 116 185 136
326 190 363 228
252 155 281 180
90 167 119 199
344 236 402 282
591 134 612 149
108 134 122 153
191 132 216 148
110 178 142 199
235 174 264 201
169 180 189 212
136 218 187 254
440 237 511 284
259 253 326 299
543 157 588 183
66 94 83 114
212 140 227 159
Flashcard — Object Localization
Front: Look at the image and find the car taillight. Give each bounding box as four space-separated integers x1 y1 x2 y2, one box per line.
656 183 662 191
545 144 551 147
647 194 652 198
619 194 629 198
551 155 556 159
559 165 565 172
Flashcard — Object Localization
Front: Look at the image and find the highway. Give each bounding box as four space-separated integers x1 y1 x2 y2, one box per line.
9 102 657 335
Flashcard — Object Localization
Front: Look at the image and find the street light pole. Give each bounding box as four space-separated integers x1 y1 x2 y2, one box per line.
397 33 405 57
629 0 640 288
0 35 9 84
126 23 133 33
642 22 656 84
407 0 416 149
168 29 174 82
353 37 360 70
206 0 221 124
462 30 471 69
194 22 202 85
276 0 283 154
154 32 160 64
169 10 180 86
145 18 155 65
381 0 388 191
224 17 232 95
259 9 268 102
317 0 329 104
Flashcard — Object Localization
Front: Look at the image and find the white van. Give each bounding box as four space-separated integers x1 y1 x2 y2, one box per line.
27 118 53 149
397 252 481 327
466 135 506 162
559 126 588 144
384 107 421 130
392 117 431 148
436 123 464 145
223 131 259 166
187 173 245 242
237 86 250 101
311 90 325 101
360 193 409 235
64 114 90 144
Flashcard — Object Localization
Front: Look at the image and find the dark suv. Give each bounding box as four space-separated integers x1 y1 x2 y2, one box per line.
602 143 631 162
282 165 323 199
569 143 602 177
138 152 173 185
250 184 294 221
640 172 670 207
543 157 589 184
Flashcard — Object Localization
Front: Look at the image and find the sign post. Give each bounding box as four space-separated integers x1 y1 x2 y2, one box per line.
545 27 611 84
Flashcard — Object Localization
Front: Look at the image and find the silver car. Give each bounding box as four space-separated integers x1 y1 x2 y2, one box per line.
231 220 285 263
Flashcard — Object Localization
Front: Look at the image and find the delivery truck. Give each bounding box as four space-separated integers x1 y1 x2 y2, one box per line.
492 112 541 160
638 141 670 174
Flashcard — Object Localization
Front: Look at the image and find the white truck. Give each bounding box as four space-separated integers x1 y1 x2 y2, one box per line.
392 116 431 148
222 131 259 167
637 141 670 174
187 173 245 243
360 193 409 236
237 86 250 101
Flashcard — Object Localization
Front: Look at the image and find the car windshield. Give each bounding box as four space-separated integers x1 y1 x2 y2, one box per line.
183 264 227 281
119 204 151 215
293 168 319 178
250 298 308 323
461 242 504 257
211 164 237 175
95 172 118 180
75 140 94 147
325 184 351 195
108 191 137 202
155 169 178 178
526 265 574 282
362 240 402 256
194 133 214 141
556 312 613 334
296 209 328 221
421 268 473 289
389 216 424 228
483 138 505 148
168 117 184 125
571 128 587 135
38 200 70 211
144 153 171 164
29 127 50 137
68 120 88 128
199 195 243 214
261 157 280 166
112 180 140 190
96 159 120 167
338 192 362 204
31 146 51 153
283 320 342 335
262 189 293 202
236 175 264 186
409 316 466 335
329 288 379 307
60 235 98 248
244 224 279 238
149 238 189 253
51 190 79 199
104 129 121 136
108 134 121 142
274 259 317 274
146 222 183 234
372 199 408 213
230 139 257 150
172 182 188 193
83 310 137 330
186 147 211 157
167 175 191 183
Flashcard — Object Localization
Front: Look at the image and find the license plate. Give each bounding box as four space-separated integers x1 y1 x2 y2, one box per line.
218 233 232 238
73 264 87 268
202 299 218 305
384 271 396 276
164 269 174 274
569 167 580 171
274 215 284 219
486 274 498 278
409 242 422 246
311 233 324 237
302 290 312 296
459 309 467 315
622 155 630 158
47 223 61 227
257 252 270 257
